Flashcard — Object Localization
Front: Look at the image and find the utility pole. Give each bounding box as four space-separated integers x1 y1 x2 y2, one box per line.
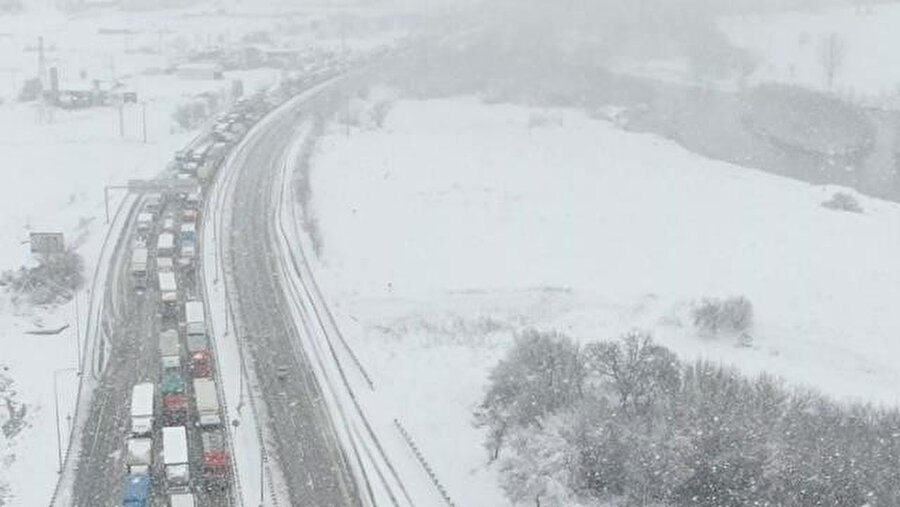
118 104 125 138
54 366 77 473
74 291 82 372
141 101 148 143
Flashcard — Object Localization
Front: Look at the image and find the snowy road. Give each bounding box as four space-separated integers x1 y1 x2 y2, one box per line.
221 93 363 507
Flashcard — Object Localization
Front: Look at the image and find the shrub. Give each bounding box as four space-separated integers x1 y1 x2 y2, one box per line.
1 250 84 305
822 191 863 213
692 296 753 336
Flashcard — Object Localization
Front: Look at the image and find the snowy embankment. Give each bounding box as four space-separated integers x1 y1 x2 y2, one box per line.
301 96 900 505
721 4 900 101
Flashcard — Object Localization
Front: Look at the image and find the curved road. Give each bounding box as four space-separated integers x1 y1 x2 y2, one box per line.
224 94 362 506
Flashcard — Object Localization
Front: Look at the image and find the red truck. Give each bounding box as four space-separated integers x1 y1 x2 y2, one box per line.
201 430 229 490
162 393 188 424
189 350 211 378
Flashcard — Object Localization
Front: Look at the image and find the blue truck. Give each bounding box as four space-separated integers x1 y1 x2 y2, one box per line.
122 473 151 507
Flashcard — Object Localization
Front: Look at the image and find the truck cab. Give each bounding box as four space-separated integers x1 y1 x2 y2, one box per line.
121 473 151 507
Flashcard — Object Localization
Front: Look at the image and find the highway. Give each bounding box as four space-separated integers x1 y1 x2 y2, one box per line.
69 195 237 507
222 93 363 506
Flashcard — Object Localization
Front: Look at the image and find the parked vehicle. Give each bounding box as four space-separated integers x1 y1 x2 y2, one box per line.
181 208 198 223
185 190 201 210
130 248 148 277
193 378 221 427
158 271 178 310
180 222 196 243
184 301 206 339
187 333 208 354
144 194 162 214
131 248 148 291
130 383 154 436
136 212 154 234
121 473 151 507
169 492 196 507
179 239 196 267
189 349 211 378
125 437 152 474
162 393 188 425
201 430 229 488
159 329 181 369
157 256 174 273
162 426 190 491
161 370 186 395
162 217 177 233
157 232 175 257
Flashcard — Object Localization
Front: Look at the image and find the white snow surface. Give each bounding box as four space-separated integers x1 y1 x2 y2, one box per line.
306 96 900 505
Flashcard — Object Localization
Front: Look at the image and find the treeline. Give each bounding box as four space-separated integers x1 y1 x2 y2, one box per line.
476 330 900 507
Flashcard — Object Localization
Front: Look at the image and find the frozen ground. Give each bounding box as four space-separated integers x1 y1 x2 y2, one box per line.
305 96 900 505
721 4 900 101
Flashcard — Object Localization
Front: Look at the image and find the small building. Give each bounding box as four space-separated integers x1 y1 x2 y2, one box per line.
176 63 223 81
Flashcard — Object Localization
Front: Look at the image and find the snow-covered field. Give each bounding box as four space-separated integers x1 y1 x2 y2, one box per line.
306 96 900 504
721 4 900 99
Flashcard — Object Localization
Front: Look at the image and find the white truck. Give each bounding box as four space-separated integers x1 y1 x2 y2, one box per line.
158 272 178 309
125 437 152 474
130 383 154 436
169 493 196 507
157 256 174 273
157 232 175 258
162 426 190 491
136 212 154 235
193 378 221 427
131 248 148 291
130 248 148 277
160 329 181 369
184 301 206 339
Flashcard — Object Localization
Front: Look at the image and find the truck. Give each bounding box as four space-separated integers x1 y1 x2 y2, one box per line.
144 194 162 215
184 301 205 339
158 271 178 310
169 493 196 507
179 222 196 243
193 378 221 427
131 248 148 291
189 349 210 378
201 430 229 489
136 212 154 235
161 370 186 395
157 256 174 273
130 383 154 436
162 426 190 491
157 232 175 257
179 239 196 267
130 248 148 278
121 473 151 507
159 329 181 369
125 437 152 474
187 332 207 355
162 393 188 425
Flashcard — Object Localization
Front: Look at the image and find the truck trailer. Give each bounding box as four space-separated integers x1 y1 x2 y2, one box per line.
125 437 152 475
159 329 181 369
162 426 190 491
201 430 229 489
158 271 178 310
184 301 205 338
193 378 221 427
130 383 154 436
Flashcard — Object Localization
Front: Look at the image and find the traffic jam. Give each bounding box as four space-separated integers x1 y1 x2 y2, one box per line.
120 92 275 507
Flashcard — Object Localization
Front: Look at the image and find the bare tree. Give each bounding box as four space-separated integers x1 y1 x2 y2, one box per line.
818 32 846 89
